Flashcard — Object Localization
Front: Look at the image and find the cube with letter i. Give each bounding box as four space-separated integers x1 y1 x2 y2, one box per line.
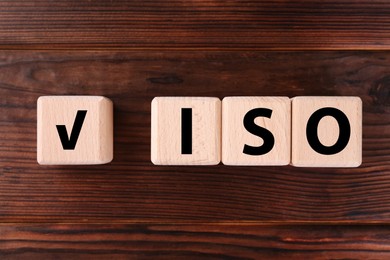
151 97 221 165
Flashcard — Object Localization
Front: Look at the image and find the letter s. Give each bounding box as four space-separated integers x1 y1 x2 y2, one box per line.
243 108 275 156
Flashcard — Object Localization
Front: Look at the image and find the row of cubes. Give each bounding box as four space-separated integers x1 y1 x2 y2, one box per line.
37 96 361 167
152 96 362 167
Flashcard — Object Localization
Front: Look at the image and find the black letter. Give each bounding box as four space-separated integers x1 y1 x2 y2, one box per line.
243 108 275 155
306 107 350 155
181 108 192 154
56 110 87 150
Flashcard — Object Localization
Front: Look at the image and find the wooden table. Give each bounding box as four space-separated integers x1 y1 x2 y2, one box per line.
0 1 389 258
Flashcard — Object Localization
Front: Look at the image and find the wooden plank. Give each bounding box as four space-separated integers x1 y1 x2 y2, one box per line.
0 50 389 223
1 224 390 259
0 0 389 50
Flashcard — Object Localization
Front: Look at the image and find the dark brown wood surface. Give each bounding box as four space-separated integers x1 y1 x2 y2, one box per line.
1 0 390 258
0 50 389 224
1 224 390 259
0 0 390 50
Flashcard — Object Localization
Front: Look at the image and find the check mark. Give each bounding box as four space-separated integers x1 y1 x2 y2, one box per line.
56 110 87 150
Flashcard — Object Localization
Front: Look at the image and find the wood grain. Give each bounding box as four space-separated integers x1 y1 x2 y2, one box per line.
0 51 389 224
1 0 389 257
1 224 390 259
0 0 390 50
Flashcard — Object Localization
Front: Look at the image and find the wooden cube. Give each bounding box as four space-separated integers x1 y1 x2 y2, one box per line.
37 96 113 165
151 97 221 165
291 96 362 167
222 97 291 165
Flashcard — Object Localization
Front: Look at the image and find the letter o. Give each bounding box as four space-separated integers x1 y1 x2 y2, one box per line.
306 107 351 155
